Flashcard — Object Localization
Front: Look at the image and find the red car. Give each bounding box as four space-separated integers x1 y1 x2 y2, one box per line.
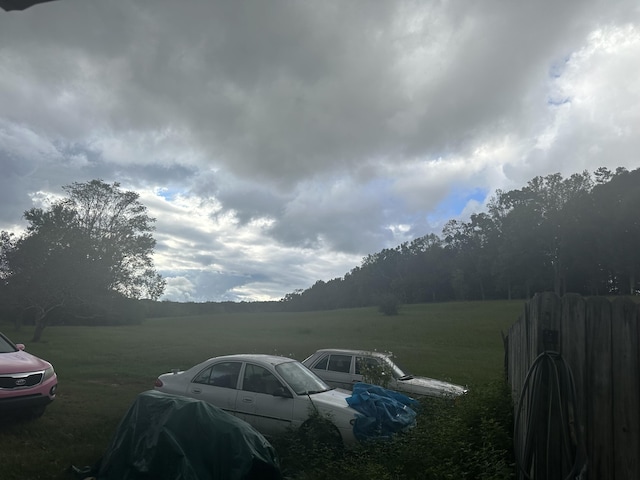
0 332 58 418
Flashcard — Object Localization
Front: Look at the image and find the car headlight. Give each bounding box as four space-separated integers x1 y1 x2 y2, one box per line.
43 366 55 381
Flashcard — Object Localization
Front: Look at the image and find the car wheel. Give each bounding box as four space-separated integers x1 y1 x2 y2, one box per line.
299 416 343 452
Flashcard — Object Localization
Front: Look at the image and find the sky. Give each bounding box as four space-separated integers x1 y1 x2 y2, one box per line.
1 0 639 303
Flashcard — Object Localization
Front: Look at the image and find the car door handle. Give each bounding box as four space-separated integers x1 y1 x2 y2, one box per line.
191 388 202 394
242 397 254 404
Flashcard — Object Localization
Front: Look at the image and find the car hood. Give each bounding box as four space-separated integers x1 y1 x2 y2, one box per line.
0 350 51 375
396 376 467 397
308 388 358 414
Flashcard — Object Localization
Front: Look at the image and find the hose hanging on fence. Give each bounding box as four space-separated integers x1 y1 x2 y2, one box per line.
514 351 587 480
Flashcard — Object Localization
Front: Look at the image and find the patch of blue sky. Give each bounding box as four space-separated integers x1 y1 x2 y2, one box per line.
547 96 571 106
157 187 182 201
548 54 571 78
428 187 488 224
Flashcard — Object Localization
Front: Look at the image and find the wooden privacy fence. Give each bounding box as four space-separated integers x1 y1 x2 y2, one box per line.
506 292 640 480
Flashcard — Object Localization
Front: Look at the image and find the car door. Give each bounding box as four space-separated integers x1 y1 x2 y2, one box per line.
235 362 294 436
187 361 241 416
309 353 355 390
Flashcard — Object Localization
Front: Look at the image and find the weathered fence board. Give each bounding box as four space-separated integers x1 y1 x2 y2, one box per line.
611 298 639 480
586 296 613 479
560 294 587 476
560 294 587 459
507 293 640 480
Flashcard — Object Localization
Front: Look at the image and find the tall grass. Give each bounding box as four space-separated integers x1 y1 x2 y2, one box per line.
0 300 523 479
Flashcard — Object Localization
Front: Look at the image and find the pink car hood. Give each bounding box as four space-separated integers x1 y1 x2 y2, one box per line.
0 350 51 375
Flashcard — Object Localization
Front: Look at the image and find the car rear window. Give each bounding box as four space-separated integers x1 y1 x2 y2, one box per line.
312 355 329 370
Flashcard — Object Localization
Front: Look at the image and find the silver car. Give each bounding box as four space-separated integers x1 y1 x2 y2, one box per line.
154 354 364 445
302 349 467 398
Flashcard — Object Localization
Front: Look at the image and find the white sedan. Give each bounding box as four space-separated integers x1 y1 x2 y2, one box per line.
302 349 467 398
154 354 363 445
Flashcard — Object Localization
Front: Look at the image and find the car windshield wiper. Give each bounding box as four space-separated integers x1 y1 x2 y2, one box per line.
304 388 329 395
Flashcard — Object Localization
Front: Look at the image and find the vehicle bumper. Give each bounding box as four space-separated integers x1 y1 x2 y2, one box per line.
0 383 57 412
338 426 358 445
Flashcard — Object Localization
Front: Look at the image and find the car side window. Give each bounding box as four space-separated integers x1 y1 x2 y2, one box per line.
0 335 16 353
355 356 380 375
313 355 329 370
193 361 241 389
242 364 283 395
327 354 352 373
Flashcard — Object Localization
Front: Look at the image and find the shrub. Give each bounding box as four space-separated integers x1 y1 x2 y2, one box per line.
378 294 400 316
359 352 394 389
273 379 515 479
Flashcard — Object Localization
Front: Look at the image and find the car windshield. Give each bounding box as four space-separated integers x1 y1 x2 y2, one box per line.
276 360 331 395
383 357 408 380
0 334 17 354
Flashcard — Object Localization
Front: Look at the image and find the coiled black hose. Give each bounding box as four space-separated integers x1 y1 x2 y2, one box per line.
514 351 587 480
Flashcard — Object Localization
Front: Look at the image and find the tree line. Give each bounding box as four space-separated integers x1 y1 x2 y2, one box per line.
1 168 638 337
280 167 640 311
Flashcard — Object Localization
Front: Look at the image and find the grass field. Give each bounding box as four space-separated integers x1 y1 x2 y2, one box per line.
0 300 525 479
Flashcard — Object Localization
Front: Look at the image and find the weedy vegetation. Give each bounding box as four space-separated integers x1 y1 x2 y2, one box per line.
0 300 523 479
273 380 514 479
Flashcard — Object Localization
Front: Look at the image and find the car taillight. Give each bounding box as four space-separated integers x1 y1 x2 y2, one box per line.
154 378 163 387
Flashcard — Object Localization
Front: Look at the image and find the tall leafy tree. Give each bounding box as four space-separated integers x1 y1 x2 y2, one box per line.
0 180 165 341
400 234 452 302
590 168 640 294
493 171 593 296
443 215 497 300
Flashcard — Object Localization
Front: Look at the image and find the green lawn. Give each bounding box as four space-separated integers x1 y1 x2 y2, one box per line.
0 300 524 479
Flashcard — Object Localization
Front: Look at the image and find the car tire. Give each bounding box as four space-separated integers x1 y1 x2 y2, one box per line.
299 416 343 452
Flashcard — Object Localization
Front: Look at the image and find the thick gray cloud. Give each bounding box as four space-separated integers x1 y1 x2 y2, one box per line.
1 0 639 301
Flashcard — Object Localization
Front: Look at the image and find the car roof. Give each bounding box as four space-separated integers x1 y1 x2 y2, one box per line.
312 348 390 358
206 353 297 366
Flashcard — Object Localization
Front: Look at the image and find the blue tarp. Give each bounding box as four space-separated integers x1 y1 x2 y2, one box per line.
346 383 418 441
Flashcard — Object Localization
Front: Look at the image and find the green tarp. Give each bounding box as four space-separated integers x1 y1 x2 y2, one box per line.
90 390 281 480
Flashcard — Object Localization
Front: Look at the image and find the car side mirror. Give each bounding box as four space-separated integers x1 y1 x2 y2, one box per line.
272 386 293 398
16 343 25 351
